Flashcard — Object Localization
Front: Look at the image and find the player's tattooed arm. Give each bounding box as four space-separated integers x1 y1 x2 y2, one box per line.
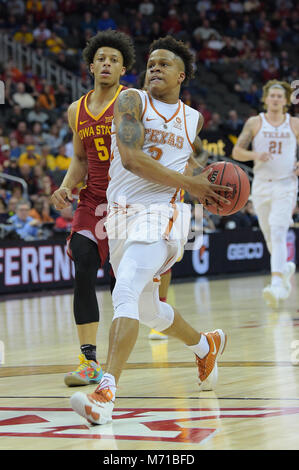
115 90 144 149
232 116 270 162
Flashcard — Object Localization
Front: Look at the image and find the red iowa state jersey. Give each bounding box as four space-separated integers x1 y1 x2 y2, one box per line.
75 84 125 209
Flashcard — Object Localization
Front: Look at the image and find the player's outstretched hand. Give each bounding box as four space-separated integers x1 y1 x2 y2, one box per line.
187 168 232 207
51 186 73 210
294 162 299 176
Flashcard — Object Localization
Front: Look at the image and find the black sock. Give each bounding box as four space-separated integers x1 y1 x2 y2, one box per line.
80 344 97 362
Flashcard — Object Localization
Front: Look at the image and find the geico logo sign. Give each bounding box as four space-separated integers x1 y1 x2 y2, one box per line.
227 242 263 261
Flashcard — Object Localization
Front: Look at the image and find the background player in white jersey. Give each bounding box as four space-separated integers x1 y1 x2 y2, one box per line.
70 36 231 425
233 80 299 308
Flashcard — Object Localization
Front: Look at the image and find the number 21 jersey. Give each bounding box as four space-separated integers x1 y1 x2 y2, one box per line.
252 112 297 180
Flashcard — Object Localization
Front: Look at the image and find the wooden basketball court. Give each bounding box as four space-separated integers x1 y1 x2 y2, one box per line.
1 273 299 450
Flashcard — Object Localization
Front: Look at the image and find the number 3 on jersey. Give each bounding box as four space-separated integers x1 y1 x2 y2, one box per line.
149 145 163 161
95 137 109 161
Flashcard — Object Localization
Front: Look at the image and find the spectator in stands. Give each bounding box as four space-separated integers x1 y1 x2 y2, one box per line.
12 121 28 145
33 21 51 46
30 122 45 148
9 138 22 160
5 104 26 131
7 200 40 240
225 18 242 38
197 101 212 128
13 24 34 45
10 0 25 18
42 123 63 153
97 10 117 31
40 0 57 23
38 174 57 197
7 196 19 217
234 69 253 97
19 164 39 195
39 144 56 172
27 103 50 126
0 145 11 166
80 11 97 34
207 34 225 52
148 21 162 42
3 157 22 184
276 19 294 46
29 197 54 224
205 112 224 131
0 196 9 223
53 83 71 111
46 31 66 55
19 145 41 167
243 83 262 108
193 19 221 41
55 144 72 172
53 11 69 39
54 205 73 232
229 0 244 15
139 0 155 16
162 8 182 35
220 36 239 61
12 82 35 110
196 0 211 13
225 109 244 133
198 40 219 64
242 200 259 228
37 84 56 111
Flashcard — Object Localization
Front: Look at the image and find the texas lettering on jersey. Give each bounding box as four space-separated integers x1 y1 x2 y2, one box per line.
144 128 184 150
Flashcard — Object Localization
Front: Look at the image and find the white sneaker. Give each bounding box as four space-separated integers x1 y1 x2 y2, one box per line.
199 363 218 391
263 284 289 308
70 387 114 425
282 262 296 294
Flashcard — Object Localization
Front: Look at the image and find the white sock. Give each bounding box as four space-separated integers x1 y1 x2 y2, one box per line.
271 275 283 288
187 334 210 359
99 373 116 400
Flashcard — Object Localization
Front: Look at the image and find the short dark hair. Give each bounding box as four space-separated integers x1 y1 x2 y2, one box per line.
83 29 135 70
148 36 195 83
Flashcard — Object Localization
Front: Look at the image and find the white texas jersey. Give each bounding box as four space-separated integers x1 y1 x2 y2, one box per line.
107 89 200 206
252 112 297 180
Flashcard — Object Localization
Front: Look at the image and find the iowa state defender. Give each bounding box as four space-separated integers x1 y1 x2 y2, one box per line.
51 30 135 387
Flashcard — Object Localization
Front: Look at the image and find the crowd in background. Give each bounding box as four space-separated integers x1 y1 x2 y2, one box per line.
0 0 298 241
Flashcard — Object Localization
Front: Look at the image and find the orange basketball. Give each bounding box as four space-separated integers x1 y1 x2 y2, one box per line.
200 161 250 215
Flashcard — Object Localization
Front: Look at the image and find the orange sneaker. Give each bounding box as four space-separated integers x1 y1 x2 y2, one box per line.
71 386 114 425
196 329 227 388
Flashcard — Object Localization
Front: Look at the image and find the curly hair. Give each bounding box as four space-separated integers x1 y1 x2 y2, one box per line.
148 36 195 83
83 29 135 70
262 80 293 112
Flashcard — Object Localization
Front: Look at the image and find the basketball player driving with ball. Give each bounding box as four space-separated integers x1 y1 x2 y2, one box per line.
70 36 232 425
233 80 299 308
51 30 135 387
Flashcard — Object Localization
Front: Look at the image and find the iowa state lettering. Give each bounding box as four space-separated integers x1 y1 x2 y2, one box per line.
79 125 111 140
